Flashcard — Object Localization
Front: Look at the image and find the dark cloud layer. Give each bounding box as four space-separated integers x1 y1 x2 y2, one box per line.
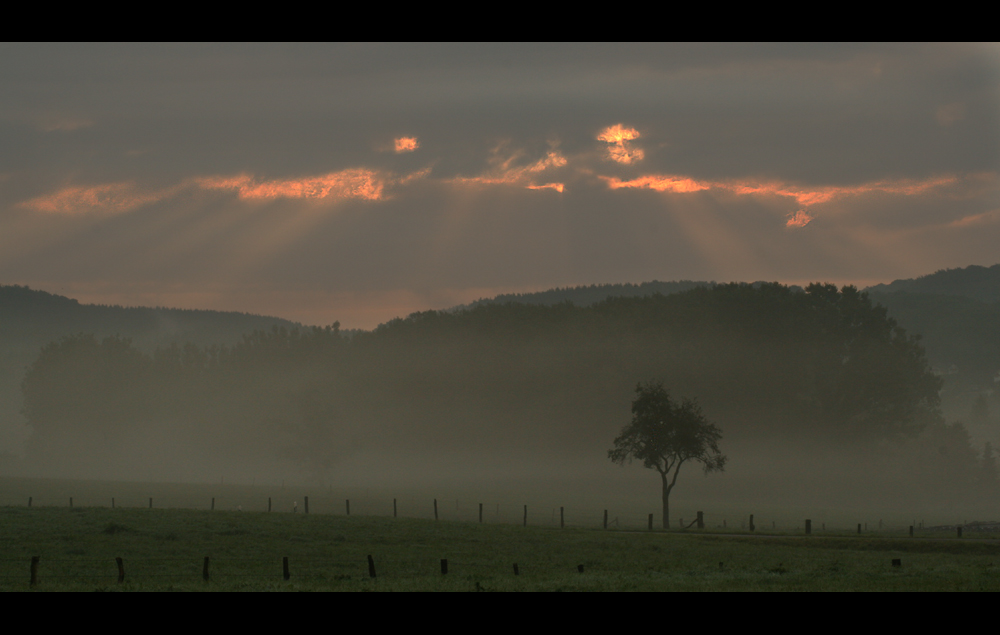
1 44 998 327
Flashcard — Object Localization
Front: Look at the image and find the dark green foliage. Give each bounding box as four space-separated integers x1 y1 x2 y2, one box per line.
609 382 725 528
0 284 301 449
457 280 715 310
22 334 153 459
18 282 947 487
865 264 1000 304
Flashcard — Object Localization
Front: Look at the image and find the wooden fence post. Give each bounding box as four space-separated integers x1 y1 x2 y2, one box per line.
116 557 125 583
604 509 608 529
513 563 519 576
346 499 350 515
268 497 272 512
30 556 39 586
479 503 483 523
367 555 376 578
304 496 309 514
560 507 564 529
283 556 290 580
523 505 527 527
805 519 811 535
909 525 914 537
697 511 704 529
648 513 653 530
434 499 438 520
749 514 755 532
202 556 209 582
394 498 397 518
69 497 72 507
857 523 862 534
577 564 584 573
440 559 448 575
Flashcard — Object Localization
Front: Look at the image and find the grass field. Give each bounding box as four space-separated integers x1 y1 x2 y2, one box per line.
3 501 1000 590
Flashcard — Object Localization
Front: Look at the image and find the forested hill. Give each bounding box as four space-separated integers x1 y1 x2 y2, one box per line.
862 265 1000 395
0 284 301 456
456 280 717 309
18 283 957 478
0 285 300 345
864 264 1000 304
457 263 1000 312
453 270 1000 417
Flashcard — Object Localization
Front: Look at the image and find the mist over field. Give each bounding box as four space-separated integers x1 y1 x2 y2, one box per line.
2 266 999 524
2 44 999 528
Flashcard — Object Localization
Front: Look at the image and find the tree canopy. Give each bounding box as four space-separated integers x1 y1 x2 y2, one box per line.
17 282 948 484
609 381 725 528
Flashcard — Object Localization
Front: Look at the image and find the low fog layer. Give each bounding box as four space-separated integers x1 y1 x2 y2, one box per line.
7 281 999 517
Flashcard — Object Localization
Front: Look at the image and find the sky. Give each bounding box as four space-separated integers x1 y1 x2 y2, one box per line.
2 43 998 329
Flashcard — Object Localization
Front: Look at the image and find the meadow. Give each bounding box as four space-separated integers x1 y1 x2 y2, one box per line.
2 478 998 591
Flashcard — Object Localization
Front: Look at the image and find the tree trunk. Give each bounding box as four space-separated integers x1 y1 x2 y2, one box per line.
661 472 670 529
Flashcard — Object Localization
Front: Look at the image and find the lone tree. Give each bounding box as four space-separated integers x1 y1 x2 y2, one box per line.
609 381 726 529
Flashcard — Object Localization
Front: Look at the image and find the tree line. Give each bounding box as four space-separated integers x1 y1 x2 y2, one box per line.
19 283 993 497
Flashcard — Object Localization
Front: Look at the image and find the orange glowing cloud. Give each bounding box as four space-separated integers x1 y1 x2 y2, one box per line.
597 124 640 145
449 147 567 191
608 173 959 208
21 182 171 214
602 171 962 229
785 210 813 228
527 183 565 192
602 175 709 193
597 124 644 164
394 137 419 153
197 168 386 201
720 176 960 207
948 208 1000 228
